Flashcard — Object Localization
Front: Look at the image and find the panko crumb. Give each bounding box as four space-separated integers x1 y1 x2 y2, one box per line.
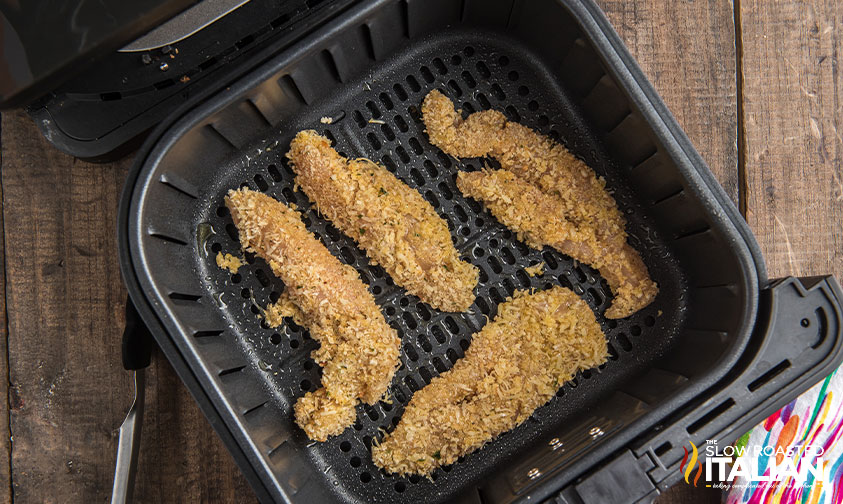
215 252 243 273
524 262 544 277
225 188 400 442
287 130 478 312
372 287 608 476
320 116 333 124
422 89 658 318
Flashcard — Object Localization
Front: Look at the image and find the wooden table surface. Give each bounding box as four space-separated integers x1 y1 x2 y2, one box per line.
0 0 838 502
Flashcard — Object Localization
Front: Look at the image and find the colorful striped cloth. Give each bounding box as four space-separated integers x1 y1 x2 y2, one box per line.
726 369 843 504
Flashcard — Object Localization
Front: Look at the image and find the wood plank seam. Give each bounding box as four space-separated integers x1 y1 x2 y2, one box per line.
0 119 11 504
734 0 749 217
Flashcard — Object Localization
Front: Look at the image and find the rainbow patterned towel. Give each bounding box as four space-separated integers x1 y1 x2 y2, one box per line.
726 369 843 504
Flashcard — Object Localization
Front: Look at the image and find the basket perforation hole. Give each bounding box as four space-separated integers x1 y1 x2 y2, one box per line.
462 71 477 88
269 333 281 344
289 338 299 348
416 304 432 321
508 70 519 81
240 288 251 299
505 105 521 122
339 247 356 265
225 223 239 241
438 182 454 200
617 333 632 351
416 334 433 353
381 155 397 172
475 297 490 315
405 375 420 392
352 110 366 128
462 102 475 114
444 316 460 334
254 269 270 287
409 137 424 155
410 168 425 186
498 55 509 66
216 205 228 217
420 65 435 83
435 151 453 168
211 242 222 253
538 115 550 127
366 406 379 421
379 92 394 110
403 312 419 330
367 132 382 151
393 83 408 101
360 472 372 483
404 343 419 362
476 61 491 78
419 367 433 384
460 227 470 237
423 160 439 178
516 270 531 287
447 79 463 97
394 481 406 493
340 440 351 452
432 57 447 74
645 315 656 327
430 324 446 344
432 357 447 374
303 360 313 371
406 75 421 92
353 419 363 431
371 285 382 295
300 379 312 391
518 85 529 96
588 288 603 306
399 297 409 307
549 130 561 141
325 224 341 242
477 266 488 286
396 146 411 163
500 248 516 265
280 187 297 204
394 115 409 132
453 205 468 223
366 101 381 119
266 164 282 182
489 287 504 305
503 278 516 296
281 160 295 178
582 369 592 379
491 83 506 101
607 319 618 329
381 124 396 141
489 238 499 248
476 92 491 109
446 348 460 364
528 100 539 112
487 256 503 274
350 456 362 468
631 325 642 337
423 190 440 208
459 339 470 351
231 273 242 284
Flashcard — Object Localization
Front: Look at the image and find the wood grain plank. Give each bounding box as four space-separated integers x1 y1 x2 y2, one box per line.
0 114 12 504
0 110 250 502
740 0 843 280
598 0 740 203
598 2 737 502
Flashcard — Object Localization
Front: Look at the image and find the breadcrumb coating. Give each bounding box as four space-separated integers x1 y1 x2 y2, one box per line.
225 188 400 441
371 287 607 476
422 90 657 318
457 170 657 319
287 130 478 312
215 252 242 273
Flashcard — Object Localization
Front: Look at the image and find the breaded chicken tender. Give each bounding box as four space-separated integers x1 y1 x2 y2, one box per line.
287 130 478 312
371 287 607 476
457 170 657 319
225 188 400 441
422 90 657 318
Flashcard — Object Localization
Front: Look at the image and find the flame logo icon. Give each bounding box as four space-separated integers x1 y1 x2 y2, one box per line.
679 442 703 486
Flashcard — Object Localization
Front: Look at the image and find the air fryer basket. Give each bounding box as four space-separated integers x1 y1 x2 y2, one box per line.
118 0 843 502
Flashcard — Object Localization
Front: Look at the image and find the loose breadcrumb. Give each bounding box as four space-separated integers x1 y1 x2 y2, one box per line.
215 252 243 273
320 116 333 124
524 262 544 277
457 170 657 318
225 188 400 442
287 130 478 312
422 90 658 318
371 287 608 476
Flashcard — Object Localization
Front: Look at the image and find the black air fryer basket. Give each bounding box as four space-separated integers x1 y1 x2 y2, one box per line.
117 0 843 502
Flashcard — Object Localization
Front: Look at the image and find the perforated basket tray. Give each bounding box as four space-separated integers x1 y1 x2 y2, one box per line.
118 1 843 502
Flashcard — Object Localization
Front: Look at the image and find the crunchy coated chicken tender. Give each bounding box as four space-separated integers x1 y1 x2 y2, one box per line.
225 188 400 442
422 89 657 318
457 170 657 319
371 287 607 476
286 130 478 312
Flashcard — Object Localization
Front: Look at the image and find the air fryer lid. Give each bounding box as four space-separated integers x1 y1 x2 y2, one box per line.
117 0 843 503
